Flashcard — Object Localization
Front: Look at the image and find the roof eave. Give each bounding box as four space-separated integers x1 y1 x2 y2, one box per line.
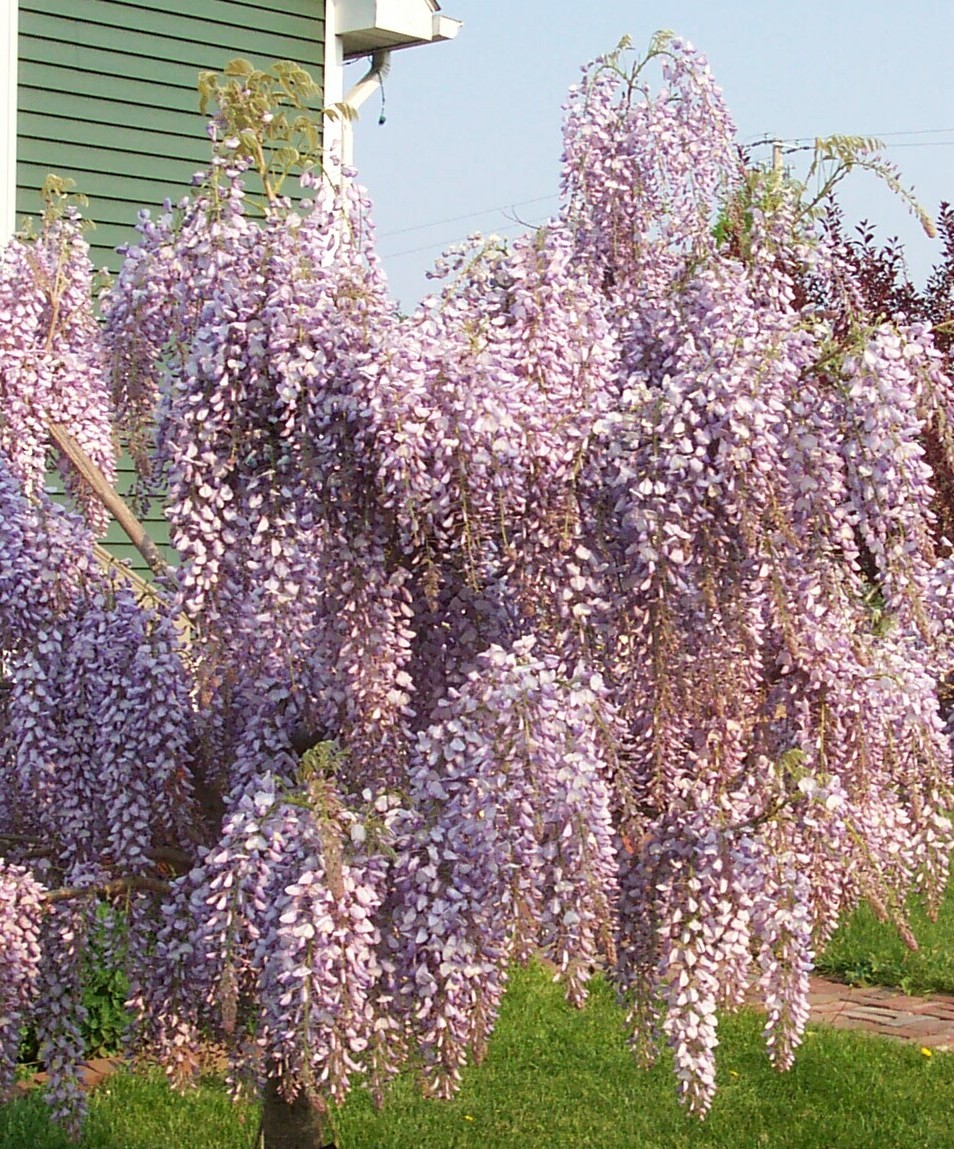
337 1 461 61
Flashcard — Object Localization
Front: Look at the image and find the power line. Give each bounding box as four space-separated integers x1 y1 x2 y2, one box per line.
748 127 954 149
865 127 954 139
377 194 559 240
382 126 954 263
381 217 552 260
886 140 954 149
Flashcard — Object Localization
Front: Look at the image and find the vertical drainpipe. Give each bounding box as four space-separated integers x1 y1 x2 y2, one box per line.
1 1 18 237
321 0 345 179
321 2 391 178
340 49 391 169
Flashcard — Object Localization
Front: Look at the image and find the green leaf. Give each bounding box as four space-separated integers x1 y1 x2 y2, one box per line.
223 57 255 77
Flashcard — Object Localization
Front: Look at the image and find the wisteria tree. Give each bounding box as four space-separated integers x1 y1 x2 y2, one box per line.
2 34 954 1147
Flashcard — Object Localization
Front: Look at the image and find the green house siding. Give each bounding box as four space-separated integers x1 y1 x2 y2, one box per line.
44 448 172 581
17 0 325 271
19 0 326 577
100 455 172 575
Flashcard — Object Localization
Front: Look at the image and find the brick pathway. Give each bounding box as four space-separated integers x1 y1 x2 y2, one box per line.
806 974 954 1050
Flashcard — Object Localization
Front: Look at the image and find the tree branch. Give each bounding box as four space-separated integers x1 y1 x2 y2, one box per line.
0 837 195 873
45 876 171 904
93 541 165 607
148 845 195 872
49 422 172 579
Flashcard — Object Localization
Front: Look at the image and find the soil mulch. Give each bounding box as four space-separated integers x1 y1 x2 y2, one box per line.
15 1056 126 1093
15 1044 228 1094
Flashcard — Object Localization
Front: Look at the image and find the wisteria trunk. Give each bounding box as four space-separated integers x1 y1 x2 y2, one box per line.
260 1081 334 1149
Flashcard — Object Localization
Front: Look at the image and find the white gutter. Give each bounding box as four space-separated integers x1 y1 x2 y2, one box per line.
429 13 460 44
337 1 461 58
1 0 17 237
322 0 460 177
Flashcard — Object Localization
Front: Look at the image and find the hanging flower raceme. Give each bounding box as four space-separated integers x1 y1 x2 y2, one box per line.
0 207 115 533
561 32 741 320
0 453 194 871
0 863 44 1094
387 638 618 1095
553 37 954 1113
0 449 196 1129
367 223 620 714
134 770 400 1108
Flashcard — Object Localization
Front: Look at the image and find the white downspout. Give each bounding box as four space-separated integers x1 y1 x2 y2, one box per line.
1 1 18 237
340 49 391 169
321 0 345 175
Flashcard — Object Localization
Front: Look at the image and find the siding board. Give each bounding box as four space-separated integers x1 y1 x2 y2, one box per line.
31 0 320 44
16 165 201 218
20 88 210 138
19 38 283 92
21 0 323 21
19 114 211 166
19 137 211 181
22 10 323 71
17 0 325 264
15 0 324 256
20 60 236 115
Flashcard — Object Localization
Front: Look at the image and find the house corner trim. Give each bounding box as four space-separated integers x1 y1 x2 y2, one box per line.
1 0 17 237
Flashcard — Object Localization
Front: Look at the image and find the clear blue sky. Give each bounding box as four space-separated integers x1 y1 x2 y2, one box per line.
347 1 954 310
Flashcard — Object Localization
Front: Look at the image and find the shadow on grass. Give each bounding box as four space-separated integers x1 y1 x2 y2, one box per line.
0 1071 256 1149
3 964 953 1149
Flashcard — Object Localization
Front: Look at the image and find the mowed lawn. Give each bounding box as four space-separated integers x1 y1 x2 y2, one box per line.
818 870 954 995
4 956 954 1149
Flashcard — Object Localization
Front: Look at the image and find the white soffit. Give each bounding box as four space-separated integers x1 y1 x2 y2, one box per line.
336 0 461 60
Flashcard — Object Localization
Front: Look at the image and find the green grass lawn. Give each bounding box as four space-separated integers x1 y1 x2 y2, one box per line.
5 963 954 1149
817 872 954 995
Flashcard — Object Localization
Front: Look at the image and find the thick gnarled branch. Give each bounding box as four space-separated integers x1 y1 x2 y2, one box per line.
0 835 194 873
49 422 172 579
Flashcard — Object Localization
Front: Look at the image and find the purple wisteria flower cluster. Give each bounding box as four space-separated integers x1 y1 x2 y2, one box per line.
0 203 115 533
2 32 954 1137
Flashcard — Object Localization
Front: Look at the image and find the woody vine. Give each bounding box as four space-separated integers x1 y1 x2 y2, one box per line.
1 33 954 1145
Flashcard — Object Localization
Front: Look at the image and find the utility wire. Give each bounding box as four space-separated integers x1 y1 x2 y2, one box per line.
378 194 559 239
862 127 954 139
382 217 551 260
747 128 954 149
887 140 954 149
382 126 954 262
